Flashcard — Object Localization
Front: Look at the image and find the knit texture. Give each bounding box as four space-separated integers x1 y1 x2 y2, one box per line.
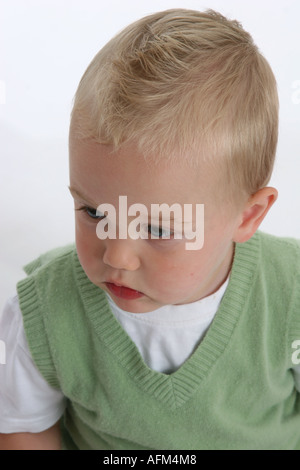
17 231 300 449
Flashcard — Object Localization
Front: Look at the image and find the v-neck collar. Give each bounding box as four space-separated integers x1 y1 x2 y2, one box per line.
73 233 260 409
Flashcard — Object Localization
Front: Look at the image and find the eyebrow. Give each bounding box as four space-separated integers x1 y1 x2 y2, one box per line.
69 186 189 224
68 186 98 207
149 214 184 223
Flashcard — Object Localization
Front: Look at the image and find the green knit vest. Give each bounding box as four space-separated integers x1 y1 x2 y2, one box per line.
16 231 300 450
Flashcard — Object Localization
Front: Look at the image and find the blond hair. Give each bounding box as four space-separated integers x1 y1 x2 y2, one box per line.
70 9 279 201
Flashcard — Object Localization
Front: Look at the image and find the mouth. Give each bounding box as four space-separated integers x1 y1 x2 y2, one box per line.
104 282 144 300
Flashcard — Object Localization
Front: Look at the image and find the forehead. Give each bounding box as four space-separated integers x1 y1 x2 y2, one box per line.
69 135 216 207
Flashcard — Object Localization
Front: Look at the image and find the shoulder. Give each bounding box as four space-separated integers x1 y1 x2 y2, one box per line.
249 231 300 304
257 230 300 252
14 244 87 390
234 231 300 325
235 231 300 289
23 244 76 277
16 243 83 322
0 292 66 433
255 231 300 276
258 230 300 249
252 232 300 366
16 244 79 321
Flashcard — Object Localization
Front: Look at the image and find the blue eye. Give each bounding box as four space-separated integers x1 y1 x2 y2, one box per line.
148 225 173 239
77 206 104 220
86 207 101 219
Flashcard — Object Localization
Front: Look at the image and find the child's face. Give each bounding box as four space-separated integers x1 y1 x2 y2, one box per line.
69 134 242 313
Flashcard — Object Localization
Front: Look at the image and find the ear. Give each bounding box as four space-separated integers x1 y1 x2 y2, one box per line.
233 187 278 244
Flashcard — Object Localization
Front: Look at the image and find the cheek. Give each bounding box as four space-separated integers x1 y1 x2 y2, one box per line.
75 219 100 273
147 250 201 289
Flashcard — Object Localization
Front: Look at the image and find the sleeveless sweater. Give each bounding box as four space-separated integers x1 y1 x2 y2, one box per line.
16 231 300 450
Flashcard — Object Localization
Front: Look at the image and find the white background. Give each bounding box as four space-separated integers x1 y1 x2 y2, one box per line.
0 0 300 312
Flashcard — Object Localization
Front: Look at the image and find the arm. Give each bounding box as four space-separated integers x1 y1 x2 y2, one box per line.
0 296 65 449
0 421 61 450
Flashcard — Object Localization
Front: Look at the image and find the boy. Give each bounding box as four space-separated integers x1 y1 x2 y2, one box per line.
0 9 300 450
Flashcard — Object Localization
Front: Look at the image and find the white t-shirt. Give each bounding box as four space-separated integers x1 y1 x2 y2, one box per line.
1 278 300 434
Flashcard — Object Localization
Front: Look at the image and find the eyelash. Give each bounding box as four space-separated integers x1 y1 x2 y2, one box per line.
75 205 104 219
75 205 175 240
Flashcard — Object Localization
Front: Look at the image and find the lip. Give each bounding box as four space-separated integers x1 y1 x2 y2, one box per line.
104 282 144 300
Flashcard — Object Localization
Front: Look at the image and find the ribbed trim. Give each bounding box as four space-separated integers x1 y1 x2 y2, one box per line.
16 276 59 389
287 239 300 366
74 232 261 409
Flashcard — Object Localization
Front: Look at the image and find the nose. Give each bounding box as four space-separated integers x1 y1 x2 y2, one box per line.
102 239 141 271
